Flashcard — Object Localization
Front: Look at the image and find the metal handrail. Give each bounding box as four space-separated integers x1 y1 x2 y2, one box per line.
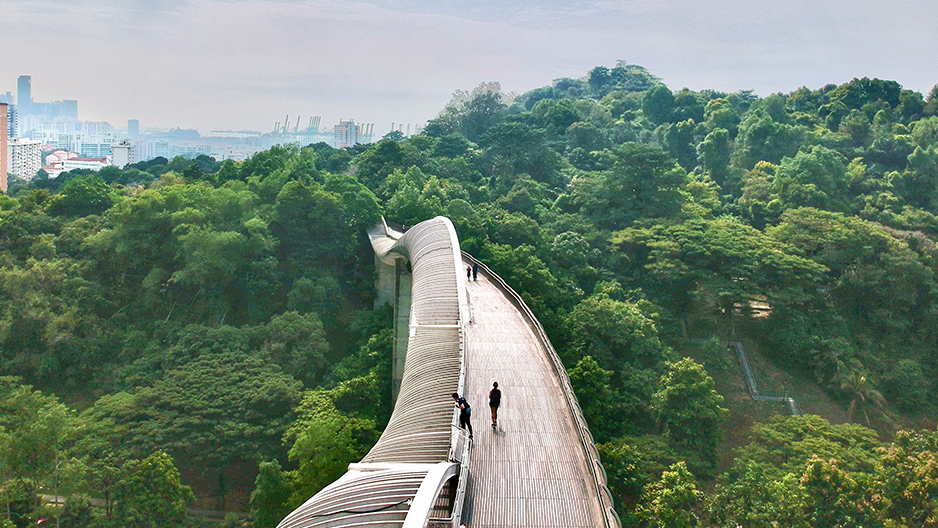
680 320 801 416
447 229 472 527
442 428 472 527
461 252 621 528
379 217 474 527
446 305 472 528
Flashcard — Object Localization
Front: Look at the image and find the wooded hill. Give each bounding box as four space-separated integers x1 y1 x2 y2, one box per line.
1 63 937 527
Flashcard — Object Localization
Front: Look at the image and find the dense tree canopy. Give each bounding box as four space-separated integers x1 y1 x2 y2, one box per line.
2 64 938 527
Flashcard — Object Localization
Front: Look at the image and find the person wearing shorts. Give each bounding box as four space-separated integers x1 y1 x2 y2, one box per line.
489 382 501 429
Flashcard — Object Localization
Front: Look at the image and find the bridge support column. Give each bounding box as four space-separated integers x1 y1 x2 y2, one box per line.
374 254 397 309
375 253 411 403
392 259 411 402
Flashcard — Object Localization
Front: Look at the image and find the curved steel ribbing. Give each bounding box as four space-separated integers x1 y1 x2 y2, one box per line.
278 216 618 528
277 216 470 528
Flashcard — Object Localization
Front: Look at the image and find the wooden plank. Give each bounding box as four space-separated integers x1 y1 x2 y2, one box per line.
460 264 606 527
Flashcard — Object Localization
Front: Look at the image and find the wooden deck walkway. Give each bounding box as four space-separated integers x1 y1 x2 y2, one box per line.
460 264 605 528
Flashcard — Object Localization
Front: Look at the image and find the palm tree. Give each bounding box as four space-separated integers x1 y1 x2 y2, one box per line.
839 370 886 428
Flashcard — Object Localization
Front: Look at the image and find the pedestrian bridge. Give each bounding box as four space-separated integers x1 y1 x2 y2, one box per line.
276 217 619 528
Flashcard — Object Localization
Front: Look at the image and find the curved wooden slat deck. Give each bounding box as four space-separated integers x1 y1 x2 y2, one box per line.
461 264 605 528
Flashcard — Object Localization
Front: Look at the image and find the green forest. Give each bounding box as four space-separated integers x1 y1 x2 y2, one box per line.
2 63 938 527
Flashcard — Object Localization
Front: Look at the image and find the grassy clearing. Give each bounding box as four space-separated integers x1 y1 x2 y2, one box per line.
673 308 938 492
674 340 786 479
683 313 848 423
734 333 848 424
677 312 857 479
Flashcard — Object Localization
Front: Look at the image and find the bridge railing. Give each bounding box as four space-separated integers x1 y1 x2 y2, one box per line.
443 285 471 528
461 252 622 528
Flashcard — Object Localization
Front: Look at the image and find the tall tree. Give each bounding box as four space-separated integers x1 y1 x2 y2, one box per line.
115 452 194 528
709 463 808 528
571 143 687 230
612 216 826 322
642 85 676 124
698 127 732 189
0 377 75 493
800 456 880 528
250 460 293 528
638 461 702 528
875 430 938 527
567 355 621 442
285 390 380 503
652 358 727 471
838 370 886 428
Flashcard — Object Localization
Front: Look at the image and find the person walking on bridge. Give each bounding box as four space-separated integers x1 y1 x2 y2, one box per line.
489 382 501 429
452 392 473 439
466 266 472 280
472 263 479 281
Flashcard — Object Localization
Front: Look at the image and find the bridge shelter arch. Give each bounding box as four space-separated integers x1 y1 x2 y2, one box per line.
277 217 471 528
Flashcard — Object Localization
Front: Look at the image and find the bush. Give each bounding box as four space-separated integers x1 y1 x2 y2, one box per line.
884 359 928 411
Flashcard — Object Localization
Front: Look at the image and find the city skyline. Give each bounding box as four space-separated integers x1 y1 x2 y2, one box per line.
3 73 403 136
4 0 936 133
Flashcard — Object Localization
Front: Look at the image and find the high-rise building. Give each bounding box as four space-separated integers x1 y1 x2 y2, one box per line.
17 76 32 114
76 138 114 158
62 100 78 120
8 138 42 180
0 104 7 193
128 119 139 138
6 105 16 138
333 119 360 149
13 76 77 121
111 140 135 168
82 121 112 136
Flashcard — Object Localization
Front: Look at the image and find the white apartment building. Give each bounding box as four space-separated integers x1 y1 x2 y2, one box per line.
132 139 172 161
82 121 113 136
1 104 7 194
33 130 73 151
27 123 114 156
8 138 42 180
61 158 108 172
111 140 135 168
333 120 360 149
170 143 216 158
75 136 116 158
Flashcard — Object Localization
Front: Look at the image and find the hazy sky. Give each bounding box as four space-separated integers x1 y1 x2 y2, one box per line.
4 0 936 134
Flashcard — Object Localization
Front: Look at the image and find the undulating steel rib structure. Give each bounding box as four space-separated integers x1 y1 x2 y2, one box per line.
277 216 472 528
278 215 620 528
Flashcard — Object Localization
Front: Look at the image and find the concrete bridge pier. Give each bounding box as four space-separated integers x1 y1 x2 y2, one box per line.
374 254 412 402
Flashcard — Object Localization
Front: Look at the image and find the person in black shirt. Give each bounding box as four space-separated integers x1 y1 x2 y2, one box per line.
452 392 473 439
472 263 479 281
489 382 501 429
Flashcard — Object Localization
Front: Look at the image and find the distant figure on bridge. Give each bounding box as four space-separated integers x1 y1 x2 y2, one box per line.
467 266 472 280
489 382 501 429
472 263 479 281
452 392 473 439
